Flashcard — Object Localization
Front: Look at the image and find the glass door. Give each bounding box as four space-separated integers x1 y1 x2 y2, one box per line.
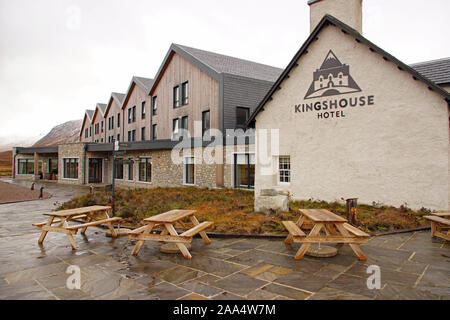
234 154 255 189
88 158 103 183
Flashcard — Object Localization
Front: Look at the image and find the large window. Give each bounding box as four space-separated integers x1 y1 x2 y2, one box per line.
141 127 146 141
172 118 179 139
234 154 255 189
114 158 123 179
152 96 157 115
173 85 180 108
181 116 188 137
202 110 210 136
279 156 291 183
117 113 120 127
128 130 136 142
17 159 34 175
141 101 146 119
128 106 136 123
152 124 157 140
236 107 250 127
63 158 78 179
181 81 189 105
139 158 152 182
184 157 194 185
128 161 134 181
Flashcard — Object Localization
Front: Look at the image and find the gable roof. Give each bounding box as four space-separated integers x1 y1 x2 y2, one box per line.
410 57 450 85
79 109 95 137
247 15 450 126
105 92 125 118
122 76 154 109
92 103 107 123
150 43 283 94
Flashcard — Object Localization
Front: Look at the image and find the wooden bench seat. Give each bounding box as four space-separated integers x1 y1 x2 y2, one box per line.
424 215 450 241
66 217 122 231
343 223 370 237
282 221 306 237
180 221 213 238
32 214 87 227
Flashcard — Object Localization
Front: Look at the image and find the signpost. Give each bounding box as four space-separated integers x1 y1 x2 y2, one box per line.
111 140 128 216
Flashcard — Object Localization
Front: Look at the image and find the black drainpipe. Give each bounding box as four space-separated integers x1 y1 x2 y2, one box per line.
12 149 18 179
83 144 88 185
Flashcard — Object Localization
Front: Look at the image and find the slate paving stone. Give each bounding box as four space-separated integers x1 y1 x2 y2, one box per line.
327 273 380 298
212 291 245 300
180 280 223 298
129 260 177 276
417 264 450 288
246 288 279 300
179 292 210 300
398 261 428 275
196 274 222 285
226 240 265 251
263 283 311 300
214 273 268 296
37 272 81 290
50 287 92 300
314 263 347 280
0 281 56 300
274 271 331 292
345 263 419 286
3 262 69 285
309 287 370 300
172 255 246 277
375 283 441 300
155 266 204 285
145 281 190 300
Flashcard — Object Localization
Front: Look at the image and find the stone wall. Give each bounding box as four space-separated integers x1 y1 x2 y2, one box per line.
58 143 86 185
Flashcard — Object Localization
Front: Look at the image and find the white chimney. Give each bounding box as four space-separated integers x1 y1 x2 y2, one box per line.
308 0 363 33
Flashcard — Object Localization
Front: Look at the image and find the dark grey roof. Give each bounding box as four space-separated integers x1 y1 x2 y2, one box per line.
111 92 126 104
133 76 155 93
96 103 107 116
410 58 450 85
174 44 283 82
85 109 94 122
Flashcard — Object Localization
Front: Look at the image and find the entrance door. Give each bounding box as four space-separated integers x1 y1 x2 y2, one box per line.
88 158 103 183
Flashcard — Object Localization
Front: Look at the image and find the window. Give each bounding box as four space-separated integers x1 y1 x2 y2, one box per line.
152 124 157 140
128 160 134 181
63 158 78 179
152 96 157 115
17 159 34 174
95 123 99 134
114 158 123 179
128 131 131 142
279 156 291 183
181 81 189 105
128 108 131 123
139 158 152 182
172 118 179 138
236 107 250 127
117 133 120 142
85 128 88 138
132 129 136 141
184 157 194 185
202 110 210 136
234 154 255 189
48 158 58 174
181 116 188 136
101 121 104 133
117 113 120 127
111 116 114 130
132 106 136 122
173 85 180 108
89 127 92 137
141 127 146 141
141 101 146 119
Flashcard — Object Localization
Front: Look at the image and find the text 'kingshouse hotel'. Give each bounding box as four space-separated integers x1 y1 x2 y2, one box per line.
13 0 450 211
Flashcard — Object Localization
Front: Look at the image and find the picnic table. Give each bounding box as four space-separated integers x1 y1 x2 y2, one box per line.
424 212 450 241
128 209 213 259
283 209 370 261
33 205 122 250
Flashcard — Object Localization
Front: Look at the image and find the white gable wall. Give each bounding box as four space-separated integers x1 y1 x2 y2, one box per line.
255 24 449 210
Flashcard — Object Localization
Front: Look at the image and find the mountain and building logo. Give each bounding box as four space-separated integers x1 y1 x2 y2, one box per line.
304 50 361 99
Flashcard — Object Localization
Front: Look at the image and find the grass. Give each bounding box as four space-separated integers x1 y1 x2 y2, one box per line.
57 187 430 234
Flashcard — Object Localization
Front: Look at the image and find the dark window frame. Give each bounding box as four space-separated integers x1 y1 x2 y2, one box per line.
141 101 146 119
202 110 210 136
63 158 79 179
173 85 180 108
152 96 157 115
181 81 189 105
233 153 255 189
152 124 157 140
139 158 152 182
236 106 250 127
17 159 34 175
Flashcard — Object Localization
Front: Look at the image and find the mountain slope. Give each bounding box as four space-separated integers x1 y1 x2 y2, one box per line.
32 119 82 147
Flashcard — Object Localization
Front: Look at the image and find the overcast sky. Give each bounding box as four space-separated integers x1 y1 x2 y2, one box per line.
0 0 449 142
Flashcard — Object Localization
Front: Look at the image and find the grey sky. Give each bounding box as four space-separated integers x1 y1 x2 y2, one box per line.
0 0 449 141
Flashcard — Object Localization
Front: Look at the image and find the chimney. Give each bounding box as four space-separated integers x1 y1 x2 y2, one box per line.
308 0 363 33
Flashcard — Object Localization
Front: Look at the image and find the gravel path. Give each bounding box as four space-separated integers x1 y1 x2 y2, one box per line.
0 180 49 204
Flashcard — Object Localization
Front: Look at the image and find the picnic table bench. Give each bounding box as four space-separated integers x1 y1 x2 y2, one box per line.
424 213 450 241
283 209 370 261
33 205 122 250
128 209 213 259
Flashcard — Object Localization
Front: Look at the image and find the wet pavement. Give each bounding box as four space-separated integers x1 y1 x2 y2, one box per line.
0 179 448 300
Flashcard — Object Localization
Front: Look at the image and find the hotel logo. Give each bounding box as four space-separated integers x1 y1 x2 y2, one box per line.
304 50 361 99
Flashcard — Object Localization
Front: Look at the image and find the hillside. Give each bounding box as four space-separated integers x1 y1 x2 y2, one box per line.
32 119 82 147
0 151 12 176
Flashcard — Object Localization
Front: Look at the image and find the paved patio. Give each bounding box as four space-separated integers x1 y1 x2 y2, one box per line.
0 179 448 300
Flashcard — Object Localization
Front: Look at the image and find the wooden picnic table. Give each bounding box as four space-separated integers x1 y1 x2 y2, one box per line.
283 209 370 261
128 209 213 259
424 214 450 241
33 205 122 250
